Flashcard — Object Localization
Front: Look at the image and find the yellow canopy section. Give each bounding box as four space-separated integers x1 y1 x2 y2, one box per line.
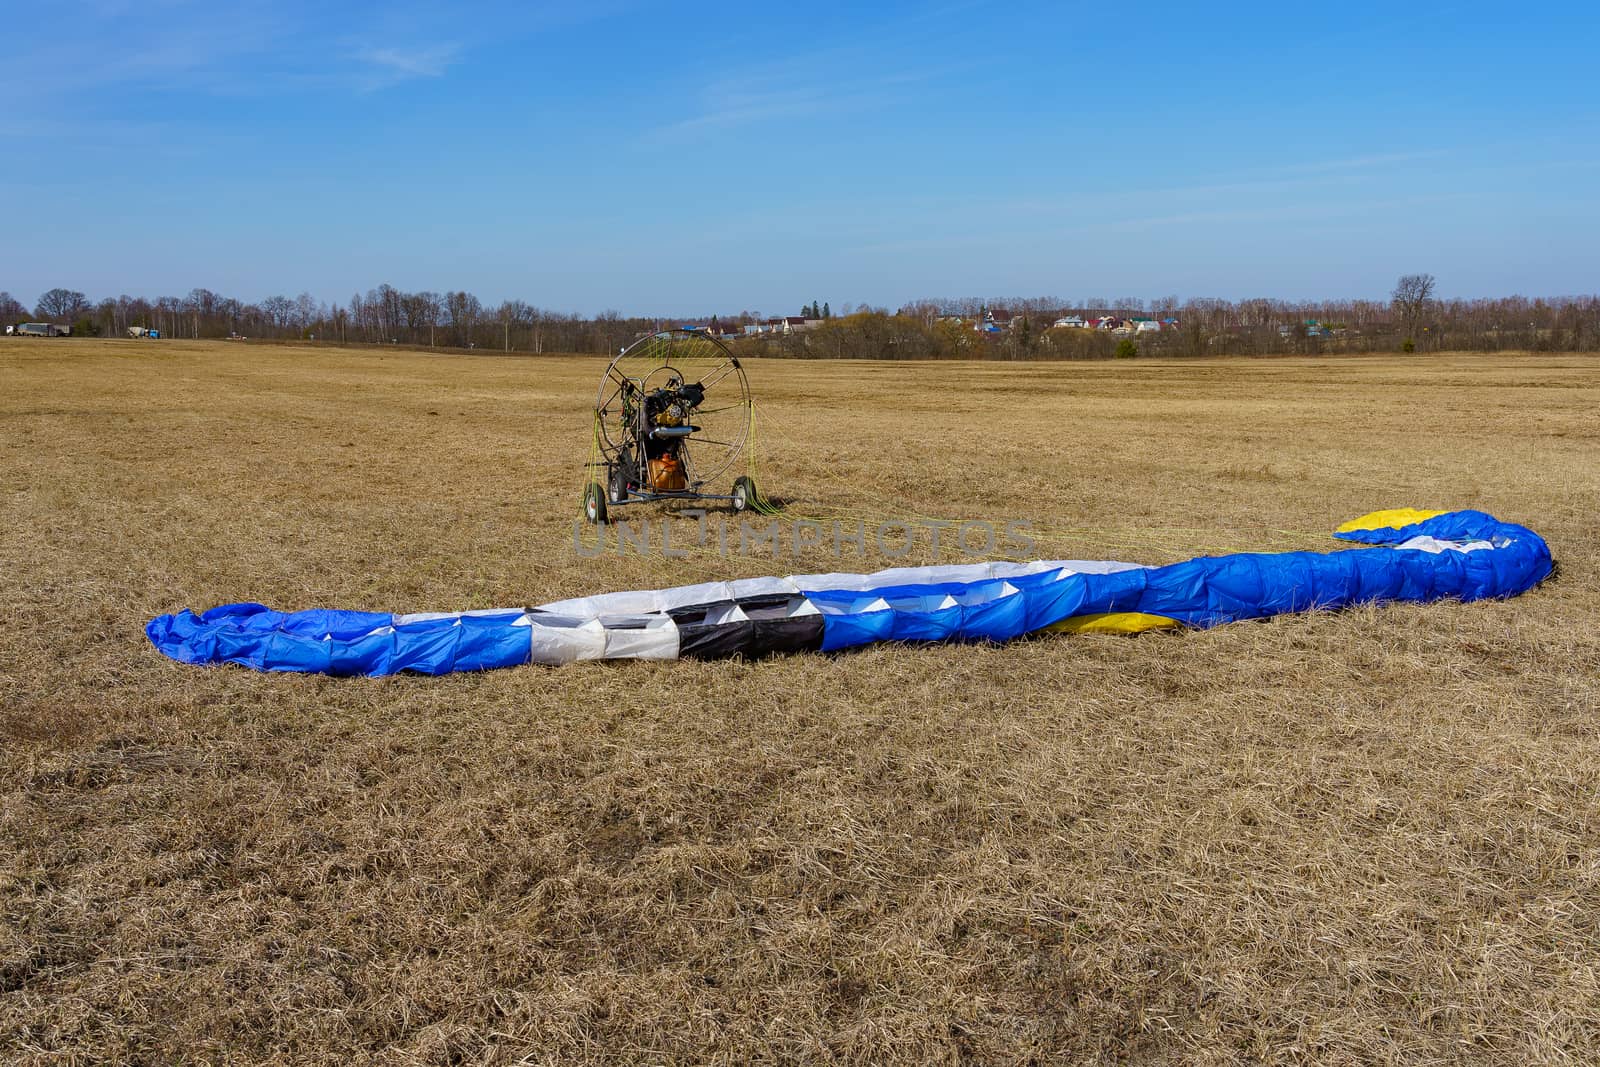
1335 507 1448 534
1046 612 1180 635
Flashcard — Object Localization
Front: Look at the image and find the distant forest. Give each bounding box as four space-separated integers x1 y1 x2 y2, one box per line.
5 278 1599 358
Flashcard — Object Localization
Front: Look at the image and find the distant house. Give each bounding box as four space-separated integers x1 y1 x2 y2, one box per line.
1133 317 1162 333
770 316 822 334
740 317 822 336
975 308 1013 333
1052 315 1087 329
18 322 70 337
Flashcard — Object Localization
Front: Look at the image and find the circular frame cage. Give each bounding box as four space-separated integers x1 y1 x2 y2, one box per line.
584 328 759 523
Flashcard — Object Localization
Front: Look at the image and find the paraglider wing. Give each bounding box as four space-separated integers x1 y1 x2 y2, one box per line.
147 509 1553 676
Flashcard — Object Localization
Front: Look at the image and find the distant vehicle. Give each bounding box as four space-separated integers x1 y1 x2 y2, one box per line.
17 322 71 337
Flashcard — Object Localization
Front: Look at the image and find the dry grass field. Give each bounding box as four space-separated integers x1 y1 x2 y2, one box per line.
3 338 1598 1064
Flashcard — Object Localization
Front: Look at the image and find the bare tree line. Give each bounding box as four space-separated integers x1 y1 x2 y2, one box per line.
0 285 710 355
865 279 1600 359
3 278 1598 358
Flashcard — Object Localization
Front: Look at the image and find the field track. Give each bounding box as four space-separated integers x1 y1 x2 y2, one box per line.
3 339 1598 1063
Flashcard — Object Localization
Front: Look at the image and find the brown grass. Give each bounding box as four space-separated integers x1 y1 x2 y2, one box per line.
2 338 1598 1064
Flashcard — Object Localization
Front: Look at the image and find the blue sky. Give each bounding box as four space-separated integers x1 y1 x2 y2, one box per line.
4 0 1596 315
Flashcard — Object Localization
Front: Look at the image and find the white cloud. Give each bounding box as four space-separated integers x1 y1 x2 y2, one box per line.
356 43 461 82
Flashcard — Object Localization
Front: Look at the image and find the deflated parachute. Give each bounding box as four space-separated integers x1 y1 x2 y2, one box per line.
146 509 1552 676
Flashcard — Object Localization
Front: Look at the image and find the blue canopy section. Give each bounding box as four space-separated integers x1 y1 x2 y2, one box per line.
801 510 1552 651
145 605 531 676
